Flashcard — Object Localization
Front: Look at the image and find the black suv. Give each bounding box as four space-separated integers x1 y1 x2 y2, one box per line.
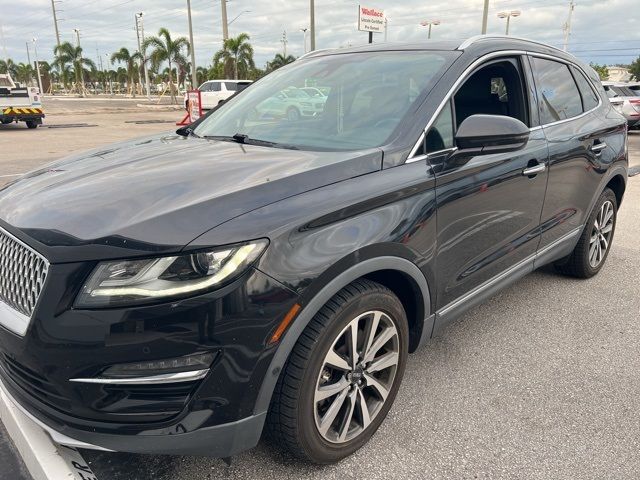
0 36 628 464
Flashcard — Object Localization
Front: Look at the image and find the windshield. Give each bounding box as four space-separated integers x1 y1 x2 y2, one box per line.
194 51 456 151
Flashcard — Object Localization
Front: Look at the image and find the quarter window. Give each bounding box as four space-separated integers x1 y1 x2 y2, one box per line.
425 101 454 153
571 67 599 111
530 57 583 123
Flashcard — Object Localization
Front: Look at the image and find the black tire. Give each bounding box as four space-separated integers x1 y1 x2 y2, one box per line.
267 279 408 464
26 120 38 129
286 107 300 121
555 188 617 278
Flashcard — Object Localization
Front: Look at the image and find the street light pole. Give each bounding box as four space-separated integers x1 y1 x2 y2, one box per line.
105 53 113 95
186 0 197 89
32 38 44 93
310 0 316 51
221 0 229 41
420 20 441 39
481 0 489 34
497 11 521 36
300 28 308 54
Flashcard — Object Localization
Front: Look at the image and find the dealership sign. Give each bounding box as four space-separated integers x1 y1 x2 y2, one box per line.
358 5 385 33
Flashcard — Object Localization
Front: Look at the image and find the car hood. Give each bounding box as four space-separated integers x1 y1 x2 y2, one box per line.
0 133 381 263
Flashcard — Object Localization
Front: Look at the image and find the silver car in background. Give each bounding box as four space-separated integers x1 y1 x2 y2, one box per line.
602 81 640 128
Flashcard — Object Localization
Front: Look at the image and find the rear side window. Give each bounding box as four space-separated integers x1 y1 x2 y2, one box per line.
571 67 599 111
531 57 583 123
224 82 238 91
211 82 222 92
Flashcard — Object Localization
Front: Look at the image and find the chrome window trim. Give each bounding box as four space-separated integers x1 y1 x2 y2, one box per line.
406 49 603 164
69 369 210 385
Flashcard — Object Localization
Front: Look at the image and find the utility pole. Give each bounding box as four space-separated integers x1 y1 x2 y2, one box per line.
32 38 43 93
221 0 229 41
74 28 85 95
562 0 575 51
137 13 151 99
281 30 288 57
50 0 61 48
26 41 32 66
384 18 388 42
481 0 490 34
105 53 113 95
186 0 197 89
310 0 316 51
0 23 8 64
300 28 308 54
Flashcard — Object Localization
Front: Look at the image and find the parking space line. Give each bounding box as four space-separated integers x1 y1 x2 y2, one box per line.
0 174 22 178
0 385 98 480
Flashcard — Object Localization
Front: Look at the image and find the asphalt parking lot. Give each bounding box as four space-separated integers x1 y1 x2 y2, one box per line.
1 99 640 479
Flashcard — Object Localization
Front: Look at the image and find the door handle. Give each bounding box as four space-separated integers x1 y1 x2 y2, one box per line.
522 163 546 177
590 142 607 154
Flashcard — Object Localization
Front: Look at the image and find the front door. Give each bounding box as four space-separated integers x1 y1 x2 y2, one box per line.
429 56 549 312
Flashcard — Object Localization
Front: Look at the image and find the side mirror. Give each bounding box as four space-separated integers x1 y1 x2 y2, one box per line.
176 125 192 137
452 114 530 163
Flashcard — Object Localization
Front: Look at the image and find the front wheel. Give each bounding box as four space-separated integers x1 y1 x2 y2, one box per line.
267 279 408 463
555 188 617 278
286 107 300 121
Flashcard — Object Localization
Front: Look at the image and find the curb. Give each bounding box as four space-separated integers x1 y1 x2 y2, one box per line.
0 387 98 480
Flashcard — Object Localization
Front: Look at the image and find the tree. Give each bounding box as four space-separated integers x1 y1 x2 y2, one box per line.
196 65 209 86
110 47 142 97
54 41 96 96
14 63 33 85
629 56 640 81
268 53 296 71
0 58 18 78
213 33 255 80
589 62 609 81
142 28 190 104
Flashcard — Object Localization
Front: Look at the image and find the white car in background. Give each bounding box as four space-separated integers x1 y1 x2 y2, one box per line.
198 80 253 109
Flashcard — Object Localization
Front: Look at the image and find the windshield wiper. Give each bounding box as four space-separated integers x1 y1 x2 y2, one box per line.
203 133 299 150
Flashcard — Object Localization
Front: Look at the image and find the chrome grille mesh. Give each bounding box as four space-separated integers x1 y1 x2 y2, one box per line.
0 228 48 318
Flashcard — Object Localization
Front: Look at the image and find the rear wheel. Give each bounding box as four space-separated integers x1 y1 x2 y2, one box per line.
267 279 408 463
26 120 38 129
555 188 617 278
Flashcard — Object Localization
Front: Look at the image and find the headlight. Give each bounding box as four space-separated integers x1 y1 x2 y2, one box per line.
75 240 268 308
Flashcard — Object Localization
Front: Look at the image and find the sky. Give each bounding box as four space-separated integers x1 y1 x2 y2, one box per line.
1 0 638 70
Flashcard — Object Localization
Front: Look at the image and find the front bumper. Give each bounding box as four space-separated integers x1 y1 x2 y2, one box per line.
0 263 298 455
1 377 266 456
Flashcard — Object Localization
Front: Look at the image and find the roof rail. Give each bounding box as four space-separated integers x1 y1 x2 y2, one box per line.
457 34 564 53
297 48 335 61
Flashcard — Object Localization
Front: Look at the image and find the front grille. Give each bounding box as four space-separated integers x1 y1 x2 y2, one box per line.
0 227 49 318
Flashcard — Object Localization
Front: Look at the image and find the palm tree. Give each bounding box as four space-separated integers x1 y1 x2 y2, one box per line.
196 66 208 87
269 53 296 71
142 28 190 104
15 63 34 85
110 47 142 97
213 33 255 80
54 41 96 96
0 58 18 78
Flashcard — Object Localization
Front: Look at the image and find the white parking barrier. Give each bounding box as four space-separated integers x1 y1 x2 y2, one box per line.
0 385 98 480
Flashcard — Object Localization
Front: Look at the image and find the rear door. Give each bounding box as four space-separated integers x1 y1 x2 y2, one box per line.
430 55 549 310
528 55 620 254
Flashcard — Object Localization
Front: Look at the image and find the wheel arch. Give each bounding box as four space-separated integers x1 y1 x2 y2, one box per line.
605 173 626 207
253 254 432 416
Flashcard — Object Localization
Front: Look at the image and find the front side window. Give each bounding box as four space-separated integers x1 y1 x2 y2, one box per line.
194 51 457 151
211 82 222 92
530 57 583 123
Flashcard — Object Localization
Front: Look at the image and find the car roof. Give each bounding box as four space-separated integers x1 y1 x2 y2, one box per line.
301 35 576 62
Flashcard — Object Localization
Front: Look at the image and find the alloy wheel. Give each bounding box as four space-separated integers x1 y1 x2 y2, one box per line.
589 200 614 268
313 310 399 444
